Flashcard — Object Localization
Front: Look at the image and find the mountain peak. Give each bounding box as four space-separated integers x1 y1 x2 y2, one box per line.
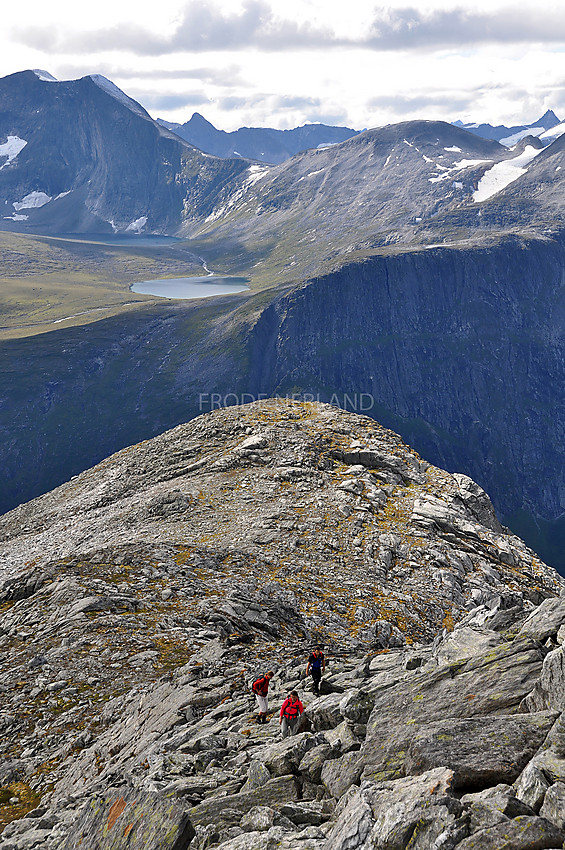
538 109 560 129
32 69 57 82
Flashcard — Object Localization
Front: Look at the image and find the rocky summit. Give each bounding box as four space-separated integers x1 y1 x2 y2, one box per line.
0 399 564 850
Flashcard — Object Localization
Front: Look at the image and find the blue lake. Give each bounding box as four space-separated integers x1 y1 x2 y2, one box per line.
131 276 250 300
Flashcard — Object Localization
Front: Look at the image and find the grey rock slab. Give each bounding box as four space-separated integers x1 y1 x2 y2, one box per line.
521 645 565 712
514 762 552 812
189 774 301 827
59 787 195 850
320 750 364 799
453 815 564 850
306 693 344 731
433 626 504 665
539 781 565 830
404 712 558 787
259 732 325 776
338 688 375 724
362 636 546 780
324 767 459 850
298 743 340 784
240 759 272 792
461 784 536 818
518 597 565 642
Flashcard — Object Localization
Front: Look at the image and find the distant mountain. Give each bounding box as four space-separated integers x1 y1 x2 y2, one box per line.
0 70 248 234
453 110 561 147
158 112 359 163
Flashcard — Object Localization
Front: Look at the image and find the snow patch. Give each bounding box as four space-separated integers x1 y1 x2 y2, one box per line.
444 146 461 152
473 145 542 203
54 191 70 201
4 213 28 221
306 169 324 177
13 191 51 211
540 122 565 145
500 127 545 147
403 139 414 147
429 157 492 184
243 166 269 187
32 70 57 82
89 75 148 119
126 216 148 233
453 158 493 169
0 136 27 170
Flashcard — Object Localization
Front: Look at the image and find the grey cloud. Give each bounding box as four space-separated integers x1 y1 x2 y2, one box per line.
56 63 245 87
15 1 338 56
365 7 565 50
366 92 479 114
131 92 212 111
15 3 565 58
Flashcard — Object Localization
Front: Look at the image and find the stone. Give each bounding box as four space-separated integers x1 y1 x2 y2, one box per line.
306 694 344 731
338 688 375 724
453 815 564 849
518 598 565 642
514 762 552 812
404 712 557 788
320 750 364 799
539 781 565 830
298 743 339 784
189 775 301 827
521 645 565 712
59 787 196 850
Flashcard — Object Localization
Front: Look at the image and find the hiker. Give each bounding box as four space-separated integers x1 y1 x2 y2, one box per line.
279 690 304 738
306 645 325 695
252 671 274 723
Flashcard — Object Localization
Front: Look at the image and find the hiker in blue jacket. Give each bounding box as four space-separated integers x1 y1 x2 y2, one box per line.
306 646 325 696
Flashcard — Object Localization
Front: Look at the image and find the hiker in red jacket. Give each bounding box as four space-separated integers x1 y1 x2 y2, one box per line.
279 690 304 738
252 671 274 723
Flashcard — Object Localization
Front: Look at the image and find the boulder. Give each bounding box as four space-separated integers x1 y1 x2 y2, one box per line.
453 815 564 849
521 646 565 712
324 768 462 850
539 781 565 830
518 597 565 642
320 750 364 799
404 712 557 788
59 787 195 850
363 636 546 781
189 775 301 827
339 688 375 724
306 694 343 731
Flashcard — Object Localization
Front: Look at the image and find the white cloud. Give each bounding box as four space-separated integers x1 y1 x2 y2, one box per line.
1 1 565 131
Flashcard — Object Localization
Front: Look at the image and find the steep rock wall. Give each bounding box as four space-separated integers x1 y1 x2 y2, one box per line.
248 236 565 566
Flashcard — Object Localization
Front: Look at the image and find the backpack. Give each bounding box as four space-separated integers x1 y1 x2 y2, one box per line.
251 674 268 695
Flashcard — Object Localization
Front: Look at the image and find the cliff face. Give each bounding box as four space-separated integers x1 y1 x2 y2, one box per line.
3 235 565 571
248 235 565 567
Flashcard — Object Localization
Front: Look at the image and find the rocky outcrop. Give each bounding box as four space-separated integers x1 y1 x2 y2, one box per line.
0 401 564 849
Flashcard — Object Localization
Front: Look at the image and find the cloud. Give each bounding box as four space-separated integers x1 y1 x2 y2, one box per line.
132 92 212 112
15 1 338 56
366 92 482 114
365 7 565 50
14 3 565 62
56 62 246 87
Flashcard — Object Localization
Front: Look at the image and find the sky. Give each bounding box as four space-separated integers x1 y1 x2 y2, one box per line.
3 0 565 131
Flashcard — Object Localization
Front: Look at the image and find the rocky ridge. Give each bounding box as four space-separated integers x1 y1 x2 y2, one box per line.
0 400 564 849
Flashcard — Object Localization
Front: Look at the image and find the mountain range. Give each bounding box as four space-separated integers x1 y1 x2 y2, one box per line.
157 112 359 164
4 70 565 572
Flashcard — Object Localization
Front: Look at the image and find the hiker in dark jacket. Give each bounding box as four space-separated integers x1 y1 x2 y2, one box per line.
306 646 325 695
252 671 274 723
279 690 304 738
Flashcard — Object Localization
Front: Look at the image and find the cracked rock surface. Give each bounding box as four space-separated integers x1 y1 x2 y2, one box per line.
0 400 564 849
